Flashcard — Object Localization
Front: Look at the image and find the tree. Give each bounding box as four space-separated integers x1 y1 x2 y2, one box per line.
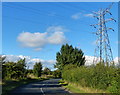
53 70 61 78
55 44 85 70
43 67 51 75
4 59 27 79
2 58 27 80
33 62 42 77
14 58 27 79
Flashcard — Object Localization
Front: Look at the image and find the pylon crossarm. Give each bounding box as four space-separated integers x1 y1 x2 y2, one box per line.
91 3 115 66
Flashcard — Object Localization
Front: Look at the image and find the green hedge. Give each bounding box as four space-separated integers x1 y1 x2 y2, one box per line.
62 64 120 93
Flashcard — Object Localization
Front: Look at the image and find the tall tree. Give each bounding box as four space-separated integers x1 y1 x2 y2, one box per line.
33 62 42 77
55 44 85 70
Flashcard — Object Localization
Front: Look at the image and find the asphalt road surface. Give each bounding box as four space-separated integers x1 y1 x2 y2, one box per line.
9 78 71 95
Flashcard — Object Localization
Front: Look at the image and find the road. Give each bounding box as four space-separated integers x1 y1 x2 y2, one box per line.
9 78 71 95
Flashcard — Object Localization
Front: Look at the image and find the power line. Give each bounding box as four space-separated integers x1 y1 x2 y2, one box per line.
3 15 49 26
57 2 92 13
9 3 92 25
55 3 98 24
3 3 92 27
3 3 68 20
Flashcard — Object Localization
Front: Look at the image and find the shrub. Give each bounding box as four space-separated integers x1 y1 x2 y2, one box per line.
62 64 120 93
2 59 27 80
53 70 61 78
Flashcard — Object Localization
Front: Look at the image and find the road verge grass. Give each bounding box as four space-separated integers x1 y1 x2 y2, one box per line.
59 80 108 93
2 77 49 95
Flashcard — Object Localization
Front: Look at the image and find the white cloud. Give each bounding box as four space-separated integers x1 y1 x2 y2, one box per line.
85 56 120 66
114 57 120 66
71 12 94 20
46 26 65 33
4 55 31 63
48 32 66 44
3 55 56 70
17 26 67 51
33 48 42 51
71 12 82 20
84 13 94 17
85 55 98 66
17 32 47 48
2 55 120 70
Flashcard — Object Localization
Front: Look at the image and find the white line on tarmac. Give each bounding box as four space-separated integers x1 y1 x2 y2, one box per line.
40 84 45 95
40 88 45 95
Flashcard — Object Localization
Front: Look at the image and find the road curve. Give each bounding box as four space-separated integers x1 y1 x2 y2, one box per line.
9 78 71 95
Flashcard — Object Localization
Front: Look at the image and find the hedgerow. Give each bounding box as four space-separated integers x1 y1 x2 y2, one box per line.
62 64 120 93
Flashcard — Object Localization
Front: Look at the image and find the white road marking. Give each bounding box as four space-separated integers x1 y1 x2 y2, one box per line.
40 84 45 95
40 88 45 95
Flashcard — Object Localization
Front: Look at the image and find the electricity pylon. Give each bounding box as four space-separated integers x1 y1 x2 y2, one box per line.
91 3 116 66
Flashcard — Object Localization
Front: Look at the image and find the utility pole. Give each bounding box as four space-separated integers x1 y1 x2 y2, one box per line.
91 3 116 66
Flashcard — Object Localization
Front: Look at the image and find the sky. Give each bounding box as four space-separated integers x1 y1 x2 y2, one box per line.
2 2 118 70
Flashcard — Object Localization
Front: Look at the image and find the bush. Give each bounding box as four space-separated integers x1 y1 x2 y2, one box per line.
2 59 27 80
53 70 61 78
62 64 120 93
43 67 51 75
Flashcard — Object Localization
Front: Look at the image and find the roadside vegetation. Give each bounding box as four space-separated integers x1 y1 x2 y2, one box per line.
1 43 120 94
0 55 60 95
55 44 120 94
62 64 120 93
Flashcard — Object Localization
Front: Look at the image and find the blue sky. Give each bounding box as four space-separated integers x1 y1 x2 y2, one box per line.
2 2 118 69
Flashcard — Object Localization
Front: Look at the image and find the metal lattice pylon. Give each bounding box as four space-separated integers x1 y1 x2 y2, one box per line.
91 3 116 66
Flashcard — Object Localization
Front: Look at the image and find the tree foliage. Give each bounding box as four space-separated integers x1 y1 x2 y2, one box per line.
53 69 61 78
2 58 27 80
43 67 51 75
55 44 85 70
33 62 42 77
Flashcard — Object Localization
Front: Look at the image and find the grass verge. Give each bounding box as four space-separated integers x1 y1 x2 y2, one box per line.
64 83 85 93
2 77 48 95
59 80 108 93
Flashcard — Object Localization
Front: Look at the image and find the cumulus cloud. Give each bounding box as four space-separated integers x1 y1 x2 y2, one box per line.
3 55 120 71
85 56 99 66
114 57 120 66
47 32 66 44
85 56 120 66
4 55 31 63
3 55 56 70
18 32 47 48
17 26 67 51
71 12 94 20
27 58 56 70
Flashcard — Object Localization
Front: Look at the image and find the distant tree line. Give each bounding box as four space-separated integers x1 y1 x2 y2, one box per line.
0 55 62 80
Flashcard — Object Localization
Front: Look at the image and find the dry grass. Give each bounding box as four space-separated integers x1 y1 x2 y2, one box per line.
0 81 2 84
68 82 108 93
